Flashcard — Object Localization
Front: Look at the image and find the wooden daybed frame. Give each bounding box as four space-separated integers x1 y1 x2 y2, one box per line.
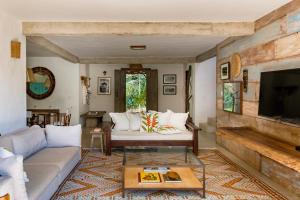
103 120 200 156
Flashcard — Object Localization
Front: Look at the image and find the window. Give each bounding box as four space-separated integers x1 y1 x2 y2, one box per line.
126 74 147 112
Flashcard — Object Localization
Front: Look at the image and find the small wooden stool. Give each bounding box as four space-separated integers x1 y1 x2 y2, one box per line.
90 128 104 153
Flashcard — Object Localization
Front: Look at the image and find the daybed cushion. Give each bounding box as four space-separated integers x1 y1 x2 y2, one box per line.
168 110 189 131
24 164 60 200
24 147 81 181
110 113 130 131
111 130 193 141
126 112 141 131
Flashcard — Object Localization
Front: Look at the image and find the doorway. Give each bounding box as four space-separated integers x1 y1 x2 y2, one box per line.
114 68 158 112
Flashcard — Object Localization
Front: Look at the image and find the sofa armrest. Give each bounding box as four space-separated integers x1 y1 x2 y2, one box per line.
186 121 201 132
0 176 13 200
185 121 200 155
103 122 114 155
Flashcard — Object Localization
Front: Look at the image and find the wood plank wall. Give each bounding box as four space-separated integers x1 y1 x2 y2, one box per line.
216 4 300 146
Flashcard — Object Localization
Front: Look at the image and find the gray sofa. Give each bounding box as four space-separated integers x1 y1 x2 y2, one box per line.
0 125 82 200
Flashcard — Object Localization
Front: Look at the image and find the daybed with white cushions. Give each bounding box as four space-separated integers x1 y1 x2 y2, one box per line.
104 110 200 156
0 125 82 200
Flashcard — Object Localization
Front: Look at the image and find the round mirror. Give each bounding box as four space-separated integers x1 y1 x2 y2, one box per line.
26 67 55 99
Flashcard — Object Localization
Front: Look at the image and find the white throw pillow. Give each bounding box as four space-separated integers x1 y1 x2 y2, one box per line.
0 148 29 183
126 112 141 131
148 110 172 126
155 125 182 135
168 110 189 131
0 155 28 200
109 113 130 131
46 125 81 147
0 147 14 158
12 126 47 159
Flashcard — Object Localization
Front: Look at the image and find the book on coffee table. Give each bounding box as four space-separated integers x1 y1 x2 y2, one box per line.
163 171 182 183
143 167 170 173
138 172 161 183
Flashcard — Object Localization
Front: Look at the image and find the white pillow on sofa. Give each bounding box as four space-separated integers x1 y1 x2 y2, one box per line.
126 112 141 131
109 113 130 131
46 125 81 147
0 155 28 200
12 126 47 159
168 110 189 131
149 110 172 126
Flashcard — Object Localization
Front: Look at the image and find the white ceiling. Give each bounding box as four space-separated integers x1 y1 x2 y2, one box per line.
0 0 291 22
18 0 291 59
26 35 226 58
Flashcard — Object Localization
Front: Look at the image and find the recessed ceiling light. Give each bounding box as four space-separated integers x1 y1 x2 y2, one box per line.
130 45 146 50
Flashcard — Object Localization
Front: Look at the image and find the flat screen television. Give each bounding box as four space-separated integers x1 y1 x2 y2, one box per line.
258 68 300 125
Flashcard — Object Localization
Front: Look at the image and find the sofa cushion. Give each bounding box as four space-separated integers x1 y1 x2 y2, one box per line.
0 127 30 152
24 164 60 200
12 126 47 159
112 130 193 141
0 155 28 200
46 125 81 147
24 147 80 171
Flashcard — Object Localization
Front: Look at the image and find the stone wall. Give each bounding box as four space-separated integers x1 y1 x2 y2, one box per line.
216 5 300 146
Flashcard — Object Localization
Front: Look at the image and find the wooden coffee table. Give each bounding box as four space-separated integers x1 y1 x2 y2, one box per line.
122 147 205 198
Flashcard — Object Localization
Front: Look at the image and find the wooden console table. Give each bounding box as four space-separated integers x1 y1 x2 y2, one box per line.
81 111 106 127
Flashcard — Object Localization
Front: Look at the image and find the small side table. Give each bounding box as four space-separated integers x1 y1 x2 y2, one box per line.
90 128 105 153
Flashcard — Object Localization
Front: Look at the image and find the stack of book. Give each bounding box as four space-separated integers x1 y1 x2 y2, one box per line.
138 168 182 184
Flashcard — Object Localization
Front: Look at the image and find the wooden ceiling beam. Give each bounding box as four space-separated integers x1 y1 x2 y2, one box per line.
23 22 254 36
27 36 79 63
196 47 217 62
255 0 300 31
79 57 196 64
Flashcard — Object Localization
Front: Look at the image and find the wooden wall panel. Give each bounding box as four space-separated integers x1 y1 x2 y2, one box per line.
287 9 300 34
240 41 275 66
217 5 300 146
219 21 282 59
243 82 260 102
275 32 300 59
243 101 259 117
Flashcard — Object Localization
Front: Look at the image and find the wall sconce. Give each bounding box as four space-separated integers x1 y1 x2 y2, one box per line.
11 40 21 59
26 68 35 82
103 71 107 76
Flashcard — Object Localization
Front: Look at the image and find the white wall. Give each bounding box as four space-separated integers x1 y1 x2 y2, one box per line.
27 57 80 125
79 64 89 115
0 11 26 135
192 57 216 126
89 64 186 121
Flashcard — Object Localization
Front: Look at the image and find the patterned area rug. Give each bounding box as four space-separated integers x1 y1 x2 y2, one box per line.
53 150 287 200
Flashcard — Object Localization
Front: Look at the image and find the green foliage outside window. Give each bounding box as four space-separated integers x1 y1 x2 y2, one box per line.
126 74 147 112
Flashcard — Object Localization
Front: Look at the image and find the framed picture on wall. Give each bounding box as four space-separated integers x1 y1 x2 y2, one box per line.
163 74 176 84
220 62 230 80
163 85 177 95
97 77 111 95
